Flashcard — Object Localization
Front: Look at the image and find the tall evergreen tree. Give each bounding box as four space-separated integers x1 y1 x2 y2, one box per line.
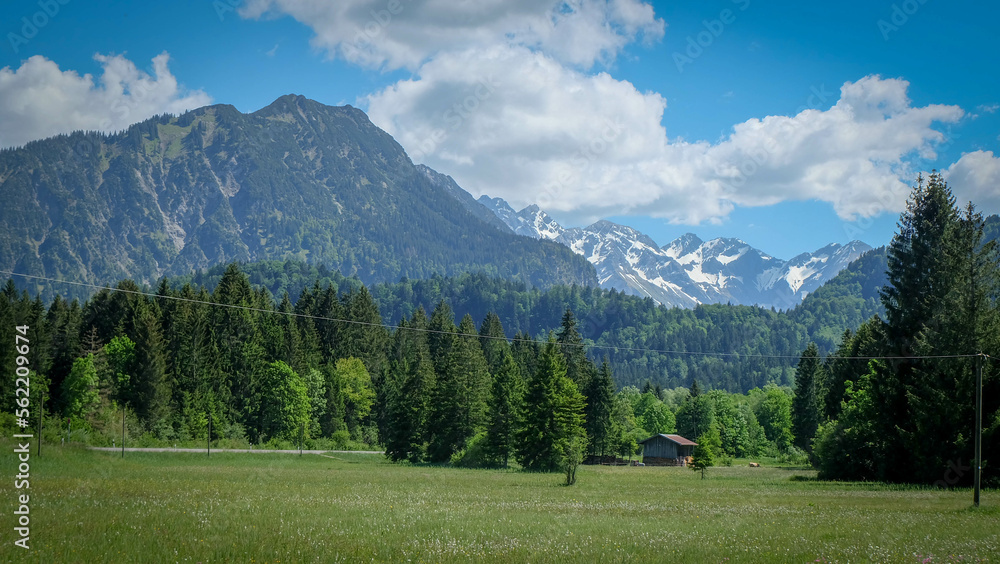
478 311 510 376
904 202 1000 482
211 264 265 425
515 334 588 472
428 300 457 377
557 309 593 390
484 350 524 468
129 303 170 425
511 331 539 382
583 358 615 458
427 314 490 462
875 172 958 480
792 342 822 452
385 308 435 463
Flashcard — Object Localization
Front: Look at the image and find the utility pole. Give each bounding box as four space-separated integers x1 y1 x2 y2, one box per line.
207 413 212 458
121 409 125 459
974 353 983 507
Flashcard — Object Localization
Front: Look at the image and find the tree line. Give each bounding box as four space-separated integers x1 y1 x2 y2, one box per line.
0 265 803 479
789 173 1000 486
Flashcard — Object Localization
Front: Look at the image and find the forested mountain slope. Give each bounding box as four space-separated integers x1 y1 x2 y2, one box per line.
0 95 596 298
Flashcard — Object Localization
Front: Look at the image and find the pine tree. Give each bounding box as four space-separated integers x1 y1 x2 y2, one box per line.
515 334 588 473
690 379 702 398
791 342 822 452
583 358 615 458
876 172 958 480
557 309 593 390
427 315 490 462
428 300 457 378
905 202 1000 482
212 264 265 426
129 303 170 425
46 296 82 409
484 350 524 468
385 308 435 463
478 311 510 376
511 331 539 380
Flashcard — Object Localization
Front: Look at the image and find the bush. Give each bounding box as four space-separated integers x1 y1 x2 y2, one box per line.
777 445 810 465
330 429 352 450
451 432 491 468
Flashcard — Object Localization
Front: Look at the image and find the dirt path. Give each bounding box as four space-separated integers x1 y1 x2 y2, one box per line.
89 447 383 455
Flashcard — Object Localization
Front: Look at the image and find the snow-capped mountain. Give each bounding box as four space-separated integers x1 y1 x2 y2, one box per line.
478 195 872 309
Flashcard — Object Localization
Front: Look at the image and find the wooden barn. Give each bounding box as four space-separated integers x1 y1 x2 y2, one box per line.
639 434 697 467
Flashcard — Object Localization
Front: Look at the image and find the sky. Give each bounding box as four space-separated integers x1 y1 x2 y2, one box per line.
1 0 998 260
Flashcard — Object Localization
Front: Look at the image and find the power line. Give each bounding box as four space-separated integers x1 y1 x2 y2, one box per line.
0 269 987 362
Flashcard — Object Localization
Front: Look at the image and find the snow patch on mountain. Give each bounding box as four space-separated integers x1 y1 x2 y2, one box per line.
476 195 872 309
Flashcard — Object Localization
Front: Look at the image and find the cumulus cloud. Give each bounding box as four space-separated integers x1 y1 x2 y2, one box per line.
239 0 664 70
0 53 212 149
366 50 968 223
944 150 1000 214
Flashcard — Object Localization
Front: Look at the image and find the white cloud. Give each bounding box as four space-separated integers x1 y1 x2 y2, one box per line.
0 53 212 149
366 53 967 223
241 1 997 223
944 150 1000 214
239 0 664 70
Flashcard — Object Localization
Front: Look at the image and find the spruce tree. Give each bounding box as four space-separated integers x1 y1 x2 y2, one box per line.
428 300 457 378
427 315 490 462
484 350 524 468
478 311 510 376
511 331 539 380
557 309 593 390
515 334 588 473
583 358 615 458
791 342 822 452
385 308 435 463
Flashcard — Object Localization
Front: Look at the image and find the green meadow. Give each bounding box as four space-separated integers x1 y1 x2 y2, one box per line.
1 445 997 563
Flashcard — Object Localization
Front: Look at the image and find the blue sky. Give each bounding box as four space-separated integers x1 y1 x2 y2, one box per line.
1 0 998 259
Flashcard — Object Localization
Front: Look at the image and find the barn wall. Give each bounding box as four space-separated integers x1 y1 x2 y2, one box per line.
642 437 679 458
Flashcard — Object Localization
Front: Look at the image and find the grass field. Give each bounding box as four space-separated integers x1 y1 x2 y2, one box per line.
1 444 997 563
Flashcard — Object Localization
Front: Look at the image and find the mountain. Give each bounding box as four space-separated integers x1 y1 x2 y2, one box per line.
0 95 597 296
789 246 889 350
478 195 872 309
416 165 514 234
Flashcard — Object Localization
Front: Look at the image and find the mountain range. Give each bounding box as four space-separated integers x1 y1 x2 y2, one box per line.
0 95 595 297
1 94 873 308
475 197 872 309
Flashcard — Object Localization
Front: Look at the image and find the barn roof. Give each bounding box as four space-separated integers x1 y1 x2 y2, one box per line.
638 433 698 446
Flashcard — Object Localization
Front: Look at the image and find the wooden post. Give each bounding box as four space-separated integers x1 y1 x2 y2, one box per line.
207 413 212 458
121 409 125 459
974 354 983 507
